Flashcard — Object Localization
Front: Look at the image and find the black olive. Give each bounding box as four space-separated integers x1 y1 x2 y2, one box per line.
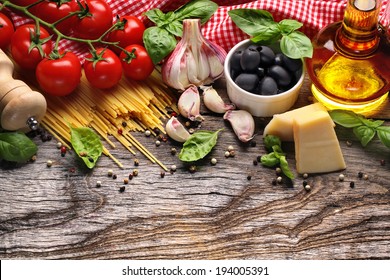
257 76 278 95
274 53 284 66
240 47 261 72
235 73 259 92
259 46 275 67
281 54 303 72
230 50 243 72
268 65 292 87
256 67 266 79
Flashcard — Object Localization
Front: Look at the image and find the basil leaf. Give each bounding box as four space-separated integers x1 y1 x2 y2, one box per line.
143 26 177 65
144 9 167 25
165 20 183 37
179 129 222 162
280 155 294 180
263 134 282 151
272 145 285 158
360 118 384 128
250 23 281 45
70 127 103 169
280 31 313 59
174 0 218 24
353 125 376 147
0 132 37 162
329 110 363 128
261 152 279 167
278 19 303 35
228 9 275 36
377 126 390 149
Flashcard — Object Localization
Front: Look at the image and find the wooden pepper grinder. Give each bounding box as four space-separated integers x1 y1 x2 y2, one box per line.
0 49 47 131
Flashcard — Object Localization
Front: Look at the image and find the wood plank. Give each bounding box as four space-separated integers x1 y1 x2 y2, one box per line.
1 73 390 260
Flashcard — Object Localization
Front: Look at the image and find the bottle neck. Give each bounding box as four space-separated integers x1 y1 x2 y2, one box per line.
336 0 382 57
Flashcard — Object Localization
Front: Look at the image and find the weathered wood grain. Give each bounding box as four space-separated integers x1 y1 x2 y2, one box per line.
0 75 389 260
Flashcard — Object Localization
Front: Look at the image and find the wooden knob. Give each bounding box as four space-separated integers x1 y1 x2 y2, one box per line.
1 90 47 131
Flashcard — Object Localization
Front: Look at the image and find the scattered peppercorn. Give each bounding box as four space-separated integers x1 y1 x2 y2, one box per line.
145 130 151 137
339 174 345 182
122 121 127 128
96 181 102 188
210 158 217 165
189 165 196 173
112 174 117 180
155 140 161 146
302 180 307 187
124 178 129 184
229 150 236 157
363 174 368 180
257 155 261 162
170 165 177 172
188 128 195 134
275 167 282 175
88 157 94 163
358 171 363 179
170 148 177 155
346 140 353 147
128 173 133 180
227 145 234 152
247 175 252 180
119 186 125 193
117 128 123 135
276 176 283 184
350 181 355 188
304 184 311 191
250 140 257 147
253 159 258 166
56 142 63 149
272 178 277 186
302 173 309 179
224 151 230 158
160 171 165 178
46 160 53 167
134 158 139 166
185 121 191 127
133 169 139 176
61 152 66 157
380 159 386 166
30 155 37 162
108 169 114 177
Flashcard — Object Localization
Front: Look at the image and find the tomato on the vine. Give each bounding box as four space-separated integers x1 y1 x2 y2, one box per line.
84 48 122 89
36 51 82 96
10 24 52 69
73 0 113 40
120 44 154 81
30 0 79 35
106 15 146 54
0 12 14 50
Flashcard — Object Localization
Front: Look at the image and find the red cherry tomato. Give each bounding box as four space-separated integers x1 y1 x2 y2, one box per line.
36 51 82 96
106 15 146 54
120 44 154 81
84 48 122 89
30 0 79 35
9 0 36 6
10 24 52 70
73 0 113 40
0 12 14 50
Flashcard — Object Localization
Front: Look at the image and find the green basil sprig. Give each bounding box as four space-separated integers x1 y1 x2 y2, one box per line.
228 9 313 59
179 129 222 162
0 132 37 163
143 0 218 64
261 135 294 179
70 126 103 169
329 110 390 148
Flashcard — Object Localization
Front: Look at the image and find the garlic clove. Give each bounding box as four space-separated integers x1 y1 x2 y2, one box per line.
177 85 204 121
223 110 255 142
165 116 191 143
161 18 227 91
202 86 236 114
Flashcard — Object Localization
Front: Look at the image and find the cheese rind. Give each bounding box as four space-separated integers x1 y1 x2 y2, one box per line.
263 103 328 141
293 110 346 174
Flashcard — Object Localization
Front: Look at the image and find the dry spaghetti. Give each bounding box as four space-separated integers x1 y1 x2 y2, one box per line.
40 70 178 171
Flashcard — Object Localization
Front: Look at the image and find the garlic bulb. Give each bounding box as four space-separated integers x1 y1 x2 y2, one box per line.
165 116 191 143
177 85 204 121
162 18 227 91
202 86 236 114
223 110 255 142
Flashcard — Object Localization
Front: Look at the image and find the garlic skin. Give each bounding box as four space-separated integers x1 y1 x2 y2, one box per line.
202 86 236 114
162 18 227 91
177 85 204 121
223 110 255 142
165 116 191 143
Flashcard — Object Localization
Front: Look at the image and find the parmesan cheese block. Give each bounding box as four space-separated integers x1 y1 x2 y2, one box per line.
293 110 346 174
263 103 328 141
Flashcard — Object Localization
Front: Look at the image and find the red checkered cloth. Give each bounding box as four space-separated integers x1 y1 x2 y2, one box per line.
5 0 390 59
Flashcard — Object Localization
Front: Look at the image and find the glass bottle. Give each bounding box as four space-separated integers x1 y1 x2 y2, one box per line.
305 0 390 115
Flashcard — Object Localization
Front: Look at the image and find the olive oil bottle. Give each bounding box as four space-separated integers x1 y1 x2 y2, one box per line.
306 0 390 115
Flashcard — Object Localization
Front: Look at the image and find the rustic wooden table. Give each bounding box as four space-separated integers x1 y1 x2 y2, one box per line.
0 74 389 260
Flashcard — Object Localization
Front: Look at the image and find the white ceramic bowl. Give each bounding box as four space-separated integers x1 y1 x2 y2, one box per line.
224 39 305 117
